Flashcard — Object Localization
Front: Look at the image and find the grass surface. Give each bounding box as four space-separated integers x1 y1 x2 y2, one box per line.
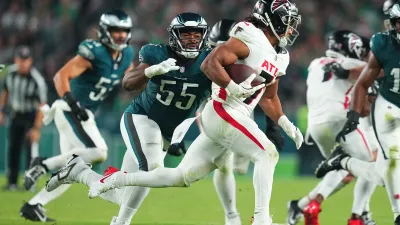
0 176 391 225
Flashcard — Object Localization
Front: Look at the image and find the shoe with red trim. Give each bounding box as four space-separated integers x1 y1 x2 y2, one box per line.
303 200 321 225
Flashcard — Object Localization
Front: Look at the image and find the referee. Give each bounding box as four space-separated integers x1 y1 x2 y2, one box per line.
0 46 48 191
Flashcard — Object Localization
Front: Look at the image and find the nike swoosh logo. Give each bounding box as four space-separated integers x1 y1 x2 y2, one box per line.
288 212 298 224
327 155 341 166
34 208 46 222
100 173 114 183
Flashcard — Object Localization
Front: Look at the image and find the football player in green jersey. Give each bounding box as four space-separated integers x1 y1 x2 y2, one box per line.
316 1 400 224
46 12 221 225
20 10 134 222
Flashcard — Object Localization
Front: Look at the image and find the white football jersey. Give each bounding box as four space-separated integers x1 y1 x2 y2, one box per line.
211 22 290 116
306 53 366 124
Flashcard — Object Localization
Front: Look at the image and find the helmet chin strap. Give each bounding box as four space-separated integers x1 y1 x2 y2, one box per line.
279 38 288 47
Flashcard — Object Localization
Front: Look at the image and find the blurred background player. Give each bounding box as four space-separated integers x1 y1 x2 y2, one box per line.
0 46 47 191
287 30 377 225
316 1 400 224
19 9 134 222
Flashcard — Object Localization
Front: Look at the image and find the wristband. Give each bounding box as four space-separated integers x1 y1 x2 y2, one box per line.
63 92 76 106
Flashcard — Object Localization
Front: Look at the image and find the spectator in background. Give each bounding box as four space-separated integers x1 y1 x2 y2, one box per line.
0 46 47 191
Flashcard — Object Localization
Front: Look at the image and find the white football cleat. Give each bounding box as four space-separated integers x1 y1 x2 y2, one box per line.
110 216 131 225
45 154 91 192
225 213 242 225
88 169 124 199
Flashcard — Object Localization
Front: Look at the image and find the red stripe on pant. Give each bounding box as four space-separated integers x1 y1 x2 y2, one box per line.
213 100 265 150
355 128 372 158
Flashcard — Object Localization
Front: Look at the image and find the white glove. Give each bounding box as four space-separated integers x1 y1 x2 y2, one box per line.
226 74 265 98
278 115 303 149
144 58 180 78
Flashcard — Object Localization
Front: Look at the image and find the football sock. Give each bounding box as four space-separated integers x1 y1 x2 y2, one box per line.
363 200 370 212
213 163 238 216
28 185 70 205
382 159 400 220
252 150 278 225
298 183 322 210
352 178 376 215
344 158 384 186
318 170 348 199
116 187 150 223
121 168 186 188
43 147 107 171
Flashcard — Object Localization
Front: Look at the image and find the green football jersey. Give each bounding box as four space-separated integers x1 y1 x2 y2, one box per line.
70 39 134 112
126 44 212 140
370 30 400 107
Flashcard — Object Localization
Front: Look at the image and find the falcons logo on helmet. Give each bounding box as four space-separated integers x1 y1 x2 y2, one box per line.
348 33 362 53
271 0 289 13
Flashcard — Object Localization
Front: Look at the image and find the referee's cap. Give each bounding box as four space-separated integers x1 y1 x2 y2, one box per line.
15 45 32 59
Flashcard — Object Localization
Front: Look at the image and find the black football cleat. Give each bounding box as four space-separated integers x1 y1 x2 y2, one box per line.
24 157 48 190
315 145 349 178
20 202 55 222
286 200 303 225
395 215 400 225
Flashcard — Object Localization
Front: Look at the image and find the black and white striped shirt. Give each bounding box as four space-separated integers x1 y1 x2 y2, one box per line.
3 64 47 113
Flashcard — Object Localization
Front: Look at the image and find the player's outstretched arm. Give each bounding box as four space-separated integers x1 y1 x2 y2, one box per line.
53 55 92 97
351 52 381 114
336 52 382 142
122 62 150 91
200 37 249 88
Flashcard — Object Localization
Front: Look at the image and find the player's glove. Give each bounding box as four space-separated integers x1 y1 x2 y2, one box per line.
167 142 187 157
63 92 89 121
226 74 266 99
367 80 379 97
277 115 303 149
323 61 350 79
144 58 180 78
265 116 284 151
336 110 360 142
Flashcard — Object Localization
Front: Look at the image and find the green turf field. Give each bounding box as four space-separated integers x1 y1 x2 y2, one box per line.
0 176 391 225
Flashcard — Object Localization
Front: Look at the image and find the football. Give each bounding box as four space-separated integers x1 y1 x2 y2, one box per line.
224 64 263 86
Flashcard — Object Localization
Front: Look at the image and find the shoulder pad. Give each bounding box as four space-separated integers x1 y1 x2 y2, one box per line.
77 39 102 61
229 22 255 44
277 51 290 76
138 44 163 65
370 32 386 50
308 58 323 72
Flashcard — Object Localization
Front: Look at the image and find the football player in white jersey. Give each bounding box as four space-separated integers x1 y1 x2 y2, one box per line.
195 18 286 225
45 1 302 225
286 30 378 225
